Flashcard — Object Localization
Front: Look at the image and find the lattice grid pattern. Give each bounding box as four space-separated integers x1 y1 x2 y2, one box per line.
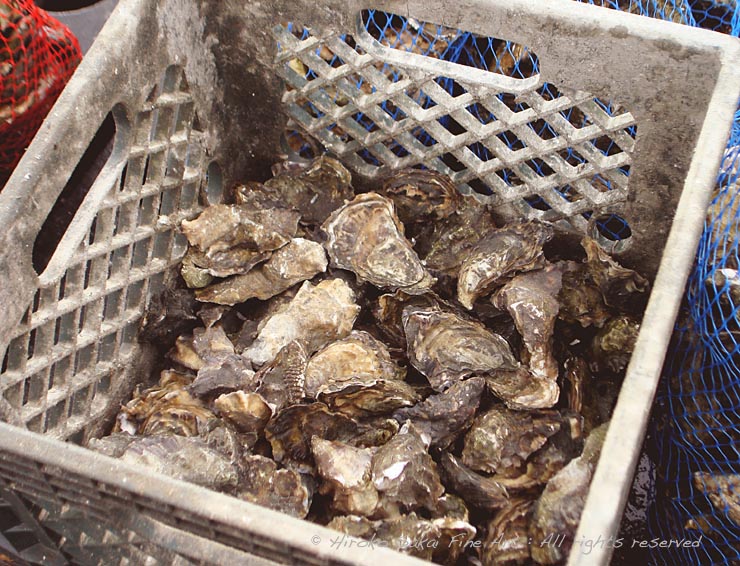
275 13 637 239
0 65 206 441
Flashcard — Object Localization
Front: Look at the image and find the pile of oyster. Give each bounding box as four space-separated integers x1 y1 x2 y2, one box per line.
93 156 649 565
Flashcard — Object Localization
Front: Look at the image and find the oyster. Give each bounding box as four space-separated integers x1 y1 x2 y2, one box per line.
457 222 553 309
311 437 379 516
380 168 460 225
214 391 272 435
121 435 238 491
322 193 434 294
89 432 136 458
138 287 199 346
529 422 609 564
582 237 649 311
371 422 445 516
564 356 587 415
255 340 308 412
351 417 401 448
492 264 562 381
238 454 312 518
243 278 360 366
481 498 534 566
589 315 640 374
183 246 271 279
195 238 327 305
693 471 740 527
432 515 476 565
373 291 441 348
188 353 257 398
264 155 354 225
557 260 611 328
461 406 561 475
327 513 442 561
264 403 358 472
394 377 485 449
181 250 214 288
304 330 405 399
181 204 299 254
437 452 510 510
403 306 518 391
485 366 560 410
318 377 420 418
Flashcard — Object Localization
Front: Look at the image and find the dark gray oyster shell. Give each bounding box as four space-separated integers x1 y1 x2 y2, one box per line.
438 452 510 510
403 306 518 391
195 238 327 305
481 498 534 566
457 222 553 309
492 264 562 382
311 437 379 517
238 454 312 518
529 422 609 564
351 417 401 448
121 435 238 491
380 168 460 225
255 340 308 412
394 377 485 449
589 315 640 374
322 192 435 294
582 237 649 311
305 330 406 399
89 432 136 458
243 278 360 366
462 406 561 475
557 260 611 328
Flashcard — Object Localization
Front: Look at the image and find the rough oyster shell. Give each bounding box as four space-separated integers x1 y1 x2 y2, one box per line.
264 155 354 225
121 435 238 491
492 264 562 381
403 306 518 391
305 330 406 399
351 417 401 448
393 377 485 449
437 452 509 510
529 422 608 564
481 498 534 566
311 437 379 517
380 168 460 225
89 432 136 458
264 403 358 472
318 377 420 418
255 340 307 412
373 291 441 349
238 454 312 518
457 222 553 309
213 391 272 435
195 238 327 305
181 204 299 254
461 406 561 475
557 260 611 328
589 315 640 374
485 366 560 410
183 246 271 279
582 237 649 311
243 278 360 366
322 193 434 294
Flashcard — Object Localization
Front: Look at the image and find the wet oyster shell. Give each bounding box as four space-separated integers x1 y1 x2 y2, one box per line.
557 260 611 328
437 452 510 510
380 168 460 225
264 403 358 472
457 221 553 309
318 377 420 418
462 406 561 475
243 278 360 366
181 251 214 288
255 340 308 412
181 204 300 254
481 498 534 566
121 435 238 491
529 422 608 564
214 391 272 435
351 417 401 448
492 264 562 381
373 291 441 349
403 307 518 391
195 238 327 305
188 353 257 398
264 155 354 225
485 366 560 410
311 437 379 517
693 471 740 527
183 246 271 279
589 315 640 374
432 516 476 565
582 237 649 311
393 377 485 449
305 330 405 399
238 454 312 518
322 192 434 294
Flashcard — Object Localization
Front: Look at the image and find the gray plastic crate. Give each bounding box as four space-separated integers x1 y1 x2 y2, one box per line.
0 0 738 564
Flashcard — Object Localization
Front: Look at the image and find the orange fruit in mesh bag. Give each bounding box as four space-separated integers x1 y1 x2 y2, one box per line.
0 0 81 177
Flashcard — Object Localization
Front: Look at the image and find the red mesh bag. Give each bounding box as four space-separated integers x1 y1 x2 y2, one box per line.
1 0 81 178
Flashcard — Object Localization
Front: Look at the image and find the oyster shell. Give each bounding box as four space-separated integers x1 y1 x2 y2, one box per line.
318 377 420 418
243 278 360 366
457 222 553 309
432 516 476 565
322 193 434 294
582 237 649 311
371 422 445 517
492 264 562 381
214 391 272 435
181 204 300 254
195 238 327 305
557 260 611 328
403 306 518 391
564 356 587 415
121 435 238 491
255 340 308 412
351 417 401 448
393 377 485 449
589 315 640 374
380 168 460 225
188 353 257 398
461 406 561 475
238 454 312 518
89 432 136 458
693 471 740 527
373 291 441 348
181 251 214 288
304 330 405 399
264 403 358 472
481 498 534 566
264 155 354 225
311 437 379 516
529 422 609 564
437 452 509 510
485 366 560 410
183 246 271 279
